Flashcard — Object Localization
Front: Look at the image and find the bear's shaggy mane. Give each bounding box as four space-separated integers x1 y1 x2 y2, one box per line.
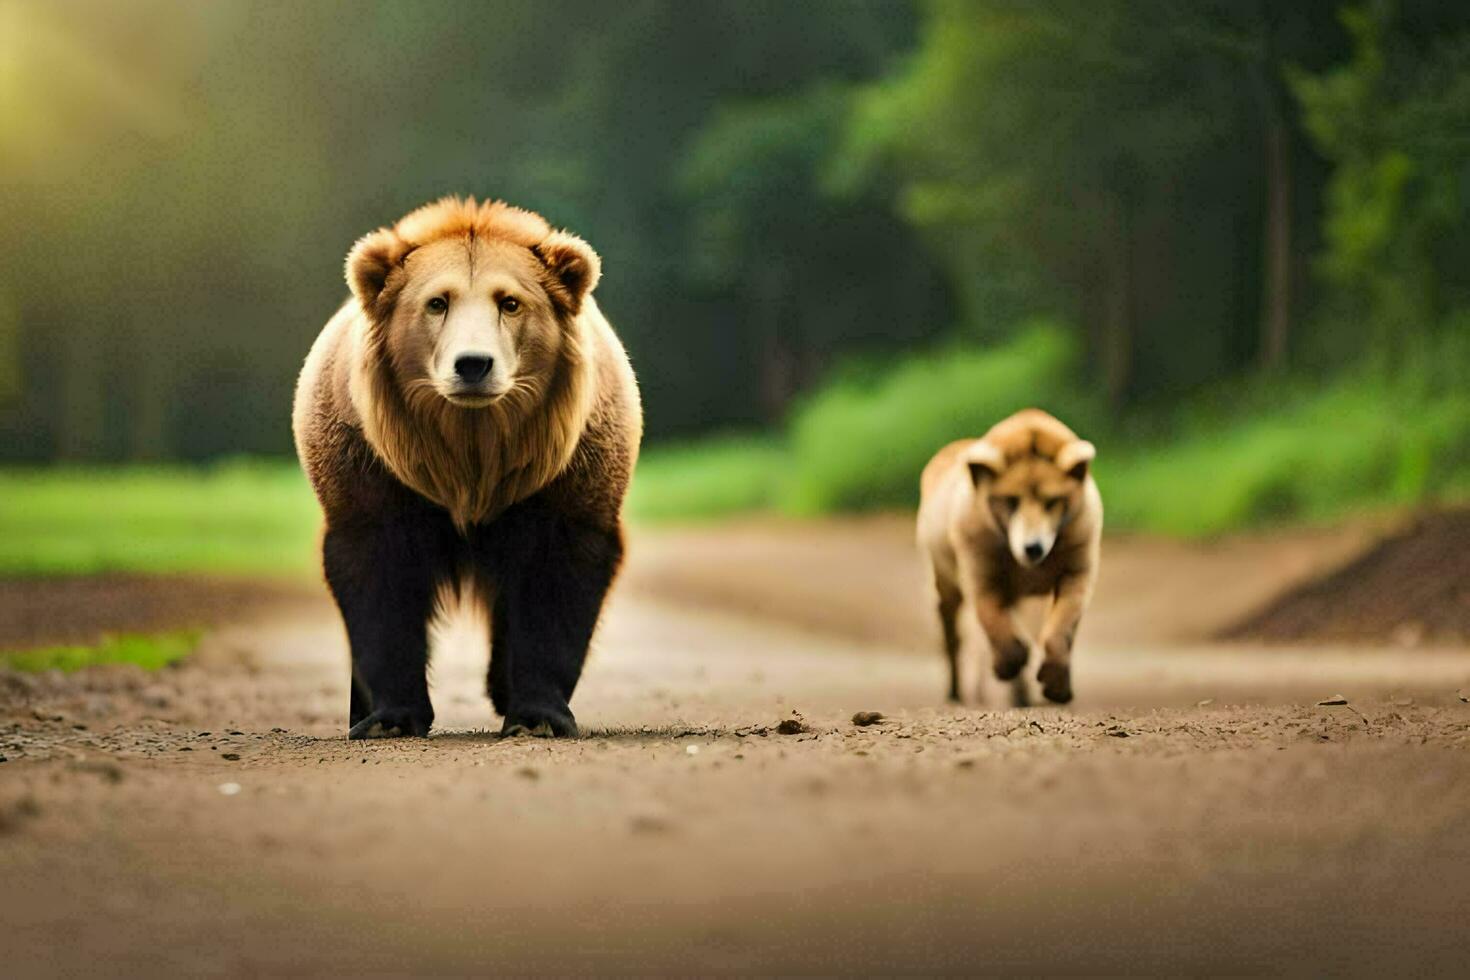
346 197 601 530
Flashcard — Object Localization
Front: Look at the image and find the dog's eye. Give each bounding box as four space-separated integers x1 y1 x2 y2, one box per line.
499 297 521 314
1045 496 1066 511
426 296 448 314
996 495 1020 511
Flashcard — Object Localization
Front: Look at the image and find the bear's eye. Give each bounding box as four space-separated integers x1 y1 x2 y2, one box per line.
1045 496 1066 511
499 296 521 315
995 495 1020 511
426 296 448 314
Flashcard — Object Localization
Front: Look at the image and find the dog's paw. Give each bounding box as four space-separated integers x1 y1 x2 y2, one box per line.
1037 661 1073 704
992 640 1029 681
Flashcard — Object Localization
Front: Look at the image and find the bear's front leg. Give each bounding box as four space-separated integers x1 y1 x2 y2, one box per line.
479 507 624 738
323 521 444 739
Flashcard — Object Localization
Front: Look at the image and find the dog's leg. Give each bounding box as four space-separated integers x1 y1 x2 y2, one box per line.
934 576 965 703
1036 571 1094 704
973 592 1030 683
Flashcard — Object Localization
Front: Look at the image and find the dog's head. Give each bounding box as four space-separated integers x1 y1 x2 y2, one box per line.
966 433 1094 567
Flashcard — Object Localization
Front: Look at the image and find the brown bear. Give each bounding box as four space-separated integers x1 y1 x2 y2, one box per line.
292 197 642 739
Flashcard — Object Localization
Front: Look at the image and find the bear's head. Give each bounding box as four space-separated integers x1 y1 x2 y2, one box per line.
346 196 600 411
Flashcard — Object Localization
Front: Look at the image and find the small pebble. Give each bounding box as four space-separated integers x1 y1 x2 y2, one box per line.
217 782 241 796
630 814 671 835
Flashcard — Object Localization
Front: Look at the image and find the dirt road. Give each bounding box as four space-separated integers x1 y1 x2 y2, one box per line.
3 519 1470 975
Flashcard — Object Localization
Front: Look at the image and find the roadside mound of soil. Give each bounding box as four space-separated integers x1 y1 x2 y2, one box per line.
1222 509 1470 645
0 575 320 651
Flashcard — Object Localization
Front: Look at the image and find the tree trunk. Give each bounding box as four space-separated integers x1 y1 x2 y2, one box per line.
58 325 106 460
755 264 796 422
1254 5 1291 370
0 289 19 406
1102 194 1134 411
1259 90 1291 370
127 330 169 460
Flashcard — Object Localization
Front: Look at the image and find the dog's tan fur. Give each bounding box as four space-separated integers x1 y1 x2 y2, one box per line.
917 409 1102 705
292 197 640 531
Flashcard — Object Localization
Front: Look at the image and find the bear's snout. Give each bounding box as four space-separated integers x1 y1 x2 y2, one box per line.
453 354 495 384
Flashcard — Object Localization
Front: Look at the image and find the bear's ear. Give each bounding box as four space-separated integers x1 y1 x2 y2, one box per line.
346 228 410 312
1056 439 1096 481
534 230 601 313
966 440 1005 487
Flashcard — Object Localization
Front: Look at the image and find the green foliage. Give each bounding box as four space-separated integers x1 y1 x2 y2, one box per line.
839 0 1347 398
1103 347 1470 535
1 630 199 673
1292 2 1470 346
0 460 318 575
783 323 1095 513
632 325 1470 535
0 0 926 458
628 436 785 523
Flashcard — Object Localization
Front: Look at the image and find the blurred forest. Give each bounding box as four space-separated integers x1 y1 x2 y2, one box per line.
2 0 1468 497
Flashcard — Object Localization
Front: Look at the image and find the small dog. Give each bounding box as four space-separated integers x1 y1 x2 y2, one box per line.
917 409 1102 705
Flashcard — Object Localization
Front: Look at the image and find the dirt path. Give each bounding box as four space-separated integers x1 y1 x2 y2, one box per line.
3 521 1470 976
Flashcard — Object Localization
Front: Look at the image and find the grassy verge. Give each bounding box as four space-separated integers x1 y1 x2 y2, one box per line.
0 630 199 673
629 326 1470 535
0 459 320 577
627 436 785 523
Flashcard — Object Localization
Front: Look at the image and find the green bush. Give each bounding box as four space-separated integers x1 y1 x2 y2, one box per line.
1102 351 1470 535
783 322 1098 513
627 436 785 523
630 323 1470 535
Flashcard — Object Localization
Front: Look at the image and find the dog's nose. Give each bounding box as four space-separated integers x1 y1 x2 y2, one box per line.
453 355 494 384
1024 541 1045 562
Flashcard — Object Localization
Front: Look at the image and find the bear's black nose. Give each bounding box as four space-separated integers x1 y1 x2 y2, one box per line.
454 355 494 384
1024 542 1045 562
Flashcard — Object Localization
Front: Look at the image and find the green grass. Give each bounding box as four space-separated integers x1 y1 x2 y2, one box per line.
0 459 320 576
627 435 785 522
631 325 1470 535
783 321 1096 514
1100 378 1470 535
1 630 200 673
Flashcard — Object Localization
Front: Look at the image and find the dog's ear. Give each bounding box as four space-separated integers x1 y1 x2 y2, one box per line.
534 230 601 314
966 440 1006 487
346 228 411 312
1056 439 1096 480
